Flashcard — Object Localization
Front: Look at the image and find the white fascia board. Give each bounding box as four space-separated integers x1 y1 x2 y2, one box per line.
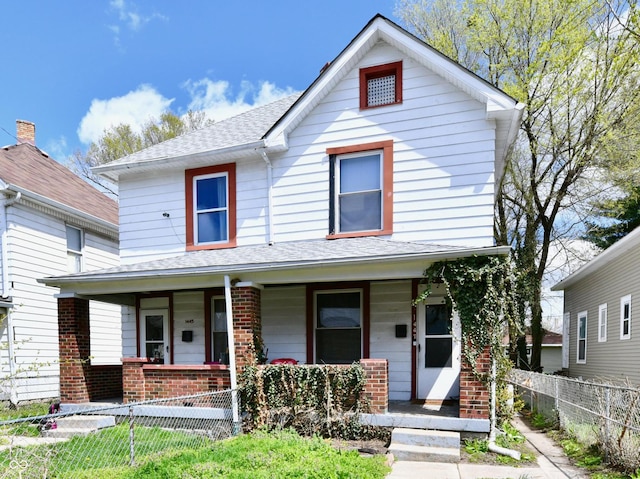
1 184 117 235
552 226 640 291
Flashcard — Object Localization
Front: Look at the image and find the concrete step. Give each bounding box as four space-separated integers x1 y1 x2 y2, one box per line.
41 415 115 438
388 443 460 462
391 427 460 448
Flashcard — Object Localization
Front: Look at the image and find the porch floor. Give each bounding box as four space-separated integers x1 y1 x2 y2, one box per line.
388 400 459 417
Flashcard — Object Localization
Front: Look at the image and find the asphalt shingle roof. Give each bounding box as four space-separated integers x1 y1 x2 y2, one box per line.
0 143 118 225
59 237 464 279
100 93 302 168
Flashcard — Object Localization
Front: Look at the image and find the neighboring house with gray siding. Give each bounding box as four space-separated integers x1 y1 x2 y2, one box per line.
552 226 640 385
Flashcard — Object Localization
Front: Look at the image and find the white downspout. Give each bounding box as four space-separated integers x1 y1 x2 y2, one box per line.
1 191 21 406
224 275 240 434
260 151 275 245
487 358 521 460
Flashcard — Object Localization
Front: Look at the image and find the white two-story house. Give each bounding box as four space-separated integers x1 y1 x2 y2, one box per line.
1 120 121 405
42 15 523 421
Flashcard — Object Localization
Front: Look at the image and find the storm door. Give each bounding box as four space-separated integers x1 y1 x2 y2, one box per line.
416 296 461 400
140 309 170 364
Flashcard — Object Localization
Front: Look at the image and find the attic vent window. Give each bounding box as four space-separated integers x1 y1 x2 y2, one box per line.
360 61 402 109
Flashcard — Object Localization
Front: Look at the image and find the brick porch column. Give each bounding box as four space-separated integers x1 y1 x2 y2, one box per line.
361 359 388 414
122 358 146 403
459 347 491 419
231 285 262 373
58 296 91 403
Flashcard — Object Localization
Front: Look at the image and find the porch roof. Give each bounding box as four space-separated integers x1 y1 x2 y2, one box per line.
39 237 510 300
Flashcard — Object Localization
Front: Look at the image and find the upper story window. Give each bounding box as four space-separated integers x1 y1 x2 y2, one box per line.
620 294 631 340
185 163 236 251
359 61 402 109
66 225 83 273
327 140 393 238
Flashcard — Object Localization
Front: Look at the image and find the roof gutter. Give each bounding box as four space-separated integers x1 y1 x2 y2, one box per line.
40 244 512 287
1 184 117 237
93 139 268 181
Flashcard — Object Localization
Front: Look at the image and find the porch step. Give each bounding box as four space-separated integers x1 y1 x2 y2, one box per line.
42 415 115 438
388 428 460 463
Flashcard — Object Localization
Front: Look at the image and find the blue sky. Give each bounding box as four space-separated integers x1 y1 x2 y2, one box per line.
1 1 399 162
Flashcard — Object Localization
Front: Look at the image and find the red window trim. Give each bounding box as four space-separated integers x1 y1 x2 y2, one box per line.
204 288 226 363
359 61 403 110
185 163 237 251
326 140 393 239
306 282 370 365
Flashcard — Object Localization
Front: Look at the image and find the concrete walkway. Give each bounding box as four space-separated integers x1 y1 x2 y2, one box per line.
386 416 588 479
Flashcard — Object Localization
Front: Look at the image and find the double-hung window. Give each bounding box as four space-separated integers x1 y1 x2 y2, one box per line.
327 141 393 238
598 304 607 342
577 311 587 364
211 296 229 364
314 290 362 364
66 225 83 273
185 164 236 250
620 295 631 340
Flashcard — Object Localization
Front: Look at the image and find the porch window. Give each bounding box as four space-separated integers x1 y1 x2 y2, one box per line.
185 163 237 250
314 290 362 364
66 225 83 273
327 140 393 238
577 311 587 364
620 295 631 340
359 61 402 109
211 296 229 363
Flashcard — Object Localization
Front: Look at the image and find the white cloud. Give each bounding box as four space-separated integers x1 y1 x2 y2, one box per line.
44 136 68 160
108 0 167 46
77 85 173 144
183 78 296 122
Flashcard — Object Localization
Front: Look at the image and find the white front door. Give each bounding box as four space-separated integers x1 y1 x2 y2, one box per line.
416 296 461 400
140 309 170 364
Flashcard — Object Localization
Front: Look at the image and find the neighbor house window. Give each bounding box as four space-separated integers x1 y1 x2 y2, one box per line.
620 295 631 340
577 311 587 364
359 61 402 109
185 163 236 250
211 296 229 364
66 225 83 273
598 304 607 342
327 141 393 238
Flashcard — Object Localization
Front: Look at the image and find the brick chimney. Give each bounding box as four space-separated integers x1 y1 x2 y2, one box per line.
16 120 35 145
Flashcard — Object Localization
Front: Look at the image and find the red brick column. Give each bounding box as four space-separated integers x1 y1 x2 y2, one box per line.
361 359 388 414
122 358 147 403
58 297 91 403
459 347 491 419
231 286 261 373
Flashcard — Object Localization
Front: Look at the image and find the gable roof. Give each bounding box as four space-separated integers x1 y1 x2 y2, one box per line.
552 225 640 291
94 14 523 183
0 143 118 228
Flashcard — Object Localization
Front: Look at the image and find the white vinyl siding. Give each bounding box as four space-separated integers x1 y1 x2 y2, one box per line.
117 42 498 263
620 295 631 340
173 291 205 364
598 303 607 342
2 203 120 402
577 311 587 364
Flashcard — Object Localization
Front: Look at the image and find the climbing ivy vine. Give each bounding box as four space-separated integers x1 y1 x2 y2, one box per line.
417 254 519 379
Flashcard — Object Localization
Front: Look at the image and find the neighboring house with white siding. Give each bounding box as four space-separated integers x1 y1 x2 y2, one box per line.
42 15 523 422
0 120 121 404
552 225 640 386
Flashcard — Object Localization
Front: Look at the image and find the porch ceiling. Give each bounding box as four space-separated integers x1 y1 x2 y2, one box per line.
39 237 510 300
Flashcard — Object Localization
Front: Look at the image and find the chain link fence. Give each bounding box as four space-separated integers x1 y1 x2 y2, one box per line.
509 370 640 472
0 389 237 478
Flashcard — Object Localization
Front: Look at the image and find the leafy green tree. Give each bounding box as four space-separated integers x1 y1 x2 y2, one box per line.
584 184 640 248
69 110 212 197
396 0 640 371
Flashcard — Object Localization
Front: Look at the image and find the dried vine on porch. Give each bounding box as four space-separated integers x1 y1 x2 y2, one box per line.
417 254 518 380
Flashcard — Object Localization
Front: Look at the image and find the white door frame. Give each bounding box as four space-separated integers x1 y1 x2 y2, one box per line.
416 295 461 400
139 309 170 364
